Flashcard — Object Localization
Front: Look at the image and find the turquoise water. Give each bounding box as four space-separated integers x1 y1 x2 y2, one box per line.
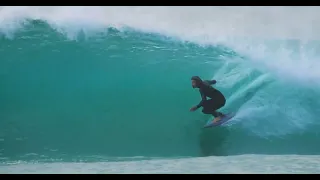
1 7 320 173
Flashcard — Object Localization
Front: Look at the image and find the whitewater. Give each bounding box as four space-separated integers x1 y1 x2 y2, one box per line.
1 6 320 174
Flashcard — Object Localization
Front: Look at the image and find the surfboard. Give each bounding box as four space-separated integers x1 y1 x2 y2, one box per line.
203 112 235 128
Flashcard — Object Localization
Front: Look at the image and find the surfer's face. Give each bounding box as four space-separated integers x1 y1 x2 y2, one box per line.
192 80 198 88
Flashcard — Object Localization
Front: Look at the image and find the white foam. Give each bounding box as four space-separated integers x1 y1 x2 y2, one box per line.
1 7 319 40
1 154 320 174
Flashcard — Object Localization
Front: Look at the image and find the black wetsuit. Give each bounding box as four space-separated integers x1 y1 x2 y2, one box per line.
196 80 226 117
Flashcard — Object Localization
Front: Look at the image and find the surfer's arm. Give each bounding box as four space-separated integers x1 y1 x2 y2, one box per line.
195 90 207 109
205 80 217 85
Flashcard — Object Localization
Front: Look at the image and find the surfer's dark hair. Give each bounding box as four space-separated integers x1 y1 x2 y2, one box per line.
191 76 203 85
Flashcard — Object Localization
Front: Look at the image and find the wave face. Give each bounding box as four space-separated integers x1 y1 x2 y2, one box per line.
1 7 320 163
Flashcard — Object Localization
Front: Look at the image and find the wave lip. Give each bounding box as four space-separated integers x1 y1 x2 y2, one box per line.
1 6 320 40
2 7 320 83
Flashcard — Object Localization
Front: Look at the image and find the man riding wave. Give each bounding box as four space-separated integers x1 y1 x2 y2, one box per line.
190 76 226 122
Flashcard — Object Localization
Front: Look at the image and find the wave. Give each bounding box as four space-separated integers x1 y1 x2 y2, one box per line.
1 7 320 161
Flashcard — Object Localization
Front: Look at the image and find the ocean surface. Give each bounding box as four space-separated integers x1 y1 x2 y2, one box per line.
1 6 320 174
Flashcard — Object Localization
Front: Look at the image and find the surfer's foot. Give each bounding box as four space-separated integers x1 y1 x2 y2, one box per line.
213 114 226 123
213 116 222 123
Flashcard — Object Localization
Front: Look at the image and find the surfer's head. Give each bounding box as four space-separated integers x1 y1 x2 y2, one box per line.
191 76 203 88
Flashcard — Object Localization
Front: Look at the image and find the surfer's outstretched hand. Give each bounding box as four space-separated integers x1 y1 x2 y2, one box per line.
190 106 197 112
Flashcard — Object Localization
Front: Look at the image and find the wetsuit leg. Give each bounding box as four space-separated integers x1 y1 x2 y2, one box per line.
202 98 226 117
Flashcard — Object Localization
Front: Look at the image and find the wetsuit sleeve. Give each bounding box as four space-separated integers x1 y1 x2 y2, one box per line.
196 89 207 109
206 80 217 85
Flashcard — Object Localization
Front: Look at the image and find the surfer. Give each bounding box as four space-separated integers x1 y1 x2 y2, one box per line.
190 76 226 122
